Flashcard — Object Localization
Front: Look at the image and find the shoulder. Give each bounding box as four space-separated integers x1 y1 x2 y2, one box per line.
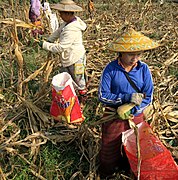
68 16 87 31
104 59 116 67
75 16 86 24
138 60 150 69
103 59 122 72
137 60 151 75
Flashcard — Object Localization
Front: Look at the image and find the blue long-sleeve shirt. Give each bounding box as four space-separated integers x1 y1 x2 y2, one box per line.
98 59 154 115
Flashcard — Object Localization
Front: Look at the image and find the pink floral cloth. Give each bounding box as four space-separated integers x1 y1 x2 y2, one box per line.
29 0 41 22
99 107 144 177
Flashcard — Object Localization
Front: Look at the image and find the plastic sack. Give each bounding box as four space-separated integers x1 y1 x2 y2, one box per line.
43 2 59 32
122 121 178 180
50 72 85 123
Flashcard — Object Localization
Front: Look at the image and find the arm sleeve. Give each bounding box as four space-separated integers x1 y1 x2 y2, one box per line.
42 29 75 53
98 66 131 106
131 66 154 114
47 28 61 43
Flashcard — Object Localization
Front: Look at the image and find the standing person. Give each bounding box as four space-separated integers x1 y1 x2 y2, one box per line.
38 0 87 103
98 28 160 178
29 0 43 36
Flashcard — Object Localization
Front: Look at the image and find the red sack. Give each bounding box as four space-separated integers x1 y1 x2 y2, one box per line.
50 72 85 123
122 121 178 180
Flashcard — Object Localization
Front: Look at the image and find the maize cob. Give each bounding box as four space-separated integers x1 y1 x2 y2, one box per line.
117 103 136 120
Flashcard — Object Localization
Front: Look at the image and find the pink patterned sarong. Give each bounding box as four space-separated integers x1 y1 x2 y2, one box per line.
99 107 144 177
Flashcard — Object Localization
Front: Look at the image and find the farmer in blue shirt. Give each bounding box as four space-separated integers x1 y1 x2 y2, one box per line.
98 28 160 178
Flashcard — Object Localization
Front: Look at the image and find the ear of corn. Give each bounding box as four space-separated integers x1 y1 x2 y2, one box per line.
14 44 23 69
0 18 42 29
117 103 136 118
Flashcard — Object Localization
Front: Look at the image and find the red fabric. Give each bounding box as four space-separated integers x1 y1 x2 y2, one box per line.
99 108 144 176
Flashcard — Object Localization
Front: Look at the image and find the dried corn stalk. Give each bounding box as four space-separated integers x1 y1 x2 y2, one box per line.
0 18 43 30
10 15 24 96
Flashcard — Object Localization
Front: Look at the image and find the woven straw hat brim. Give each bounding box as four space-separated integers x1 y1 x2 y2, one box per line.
108 42 160 52
108 29 160 52
51 3 83 12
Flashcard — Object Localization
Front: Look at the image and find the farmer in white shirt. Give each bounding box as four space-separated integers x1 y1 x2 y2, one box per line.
39 0 87 102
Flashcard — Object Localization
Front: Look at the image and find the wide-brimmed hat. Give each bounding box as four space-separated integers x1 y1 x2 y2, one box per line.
51 0 83 12
108 28 160 52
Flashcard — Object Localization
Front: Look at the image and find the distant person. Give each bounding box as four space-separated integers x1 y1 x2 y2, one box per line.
98 28 160 178
38 0 87 103
29 0 43 37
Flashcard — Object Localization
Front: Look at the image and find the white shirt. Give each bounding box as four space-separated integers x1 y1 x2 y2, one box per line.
42 16 87 67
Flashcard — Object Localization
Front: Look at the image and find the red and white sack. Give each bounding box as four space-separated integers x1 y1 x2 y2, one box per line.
122 121 178 180
50 72 85 123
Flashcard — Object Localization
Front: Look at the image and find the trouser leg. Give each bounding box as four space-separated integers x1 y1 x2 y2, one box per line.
60 55 87 92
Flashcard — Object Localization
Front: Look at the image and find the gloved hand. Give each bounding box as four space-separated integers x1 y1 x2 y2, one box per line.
38 40 43 48
117 103 135 120
118 109 131 120
37 35 44 47
30 36 43 47
131 93 144 105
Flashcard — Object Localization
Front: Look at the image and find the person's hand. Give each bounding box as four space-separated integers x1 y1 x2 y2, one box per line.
131 93 144 105
38 40 43 48
117 109 131 120
30 36 43 47
36 35 44 47
117 103 135 120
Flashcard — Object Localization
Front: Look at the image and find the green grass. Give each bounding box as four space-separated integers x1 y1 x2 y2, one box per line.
36 141 88 179
0 141 89 179
83 97 102 123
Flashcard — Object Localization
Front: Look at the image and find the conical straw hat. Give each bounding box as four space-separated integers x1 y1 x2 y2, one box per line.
108 28 160 52
51 0 83 12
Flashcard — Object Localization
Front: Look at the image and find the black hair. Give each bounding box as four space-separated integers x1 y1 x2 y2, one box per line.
118 52 122 57
60 11 74 15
